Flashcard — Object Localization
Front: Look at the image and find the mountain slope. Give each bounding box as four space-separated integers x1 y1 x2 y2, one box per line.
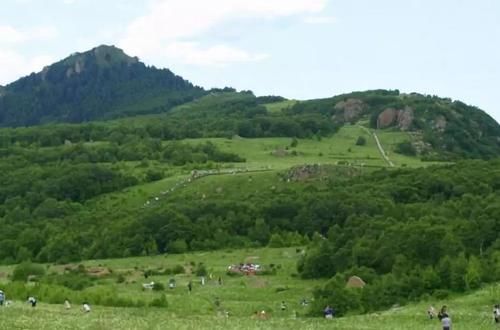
0 45 205 126
289 90 500 159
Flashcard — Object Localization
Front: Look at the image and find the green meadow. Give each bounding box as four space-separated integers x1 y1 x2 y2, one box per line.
0 247 498 329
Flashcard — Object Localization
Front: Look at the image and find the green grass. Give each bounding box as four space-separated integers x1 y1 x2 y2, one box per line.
77 125 433 215
0 247 498 329
264 100 298 113
185 125 426 170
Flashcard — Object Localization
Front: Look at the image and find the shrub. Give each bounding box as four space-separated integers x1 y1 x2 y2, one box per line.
152 282 165 291
149 294 168 308
12 262 46 282
356 136 367 146
172 265 185 274
195 263 208 277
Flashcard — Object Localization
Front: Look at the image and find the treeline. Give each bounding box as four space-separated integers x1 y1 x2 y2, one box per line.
0 140 244 165
0 92 338 149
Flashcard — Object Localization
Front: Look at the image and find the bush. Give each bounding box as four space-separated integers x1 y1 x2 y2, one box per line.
12 262 46 282
195 263 208 277
356 136 367 146
149 294 168 308
172 265 185 274
152 282 165 291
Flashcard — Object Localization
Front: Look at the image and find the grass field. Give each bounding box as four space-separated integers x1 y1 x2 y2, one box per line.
78 124 435 217
0 247 498 329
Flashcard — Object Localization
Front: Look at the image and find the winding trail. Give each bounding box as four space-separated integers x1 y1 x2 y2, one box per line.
359 126 394 167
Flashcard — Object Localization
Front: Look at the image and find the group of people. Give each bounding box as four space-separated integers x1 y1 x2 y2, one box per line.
428 304 500 329
0 291 91 313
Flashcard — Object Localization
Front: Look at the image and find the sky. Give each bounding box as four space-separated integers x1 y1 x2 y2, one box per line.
1 0 499 122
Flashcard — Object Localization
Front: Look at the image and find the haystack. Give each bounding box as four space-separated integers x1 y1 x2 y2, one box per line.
346 275 366 288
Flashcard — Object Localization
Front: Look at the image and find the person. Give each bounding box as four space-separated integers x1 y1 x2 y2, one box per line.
187 281 192 293
441 313 452 330
201 276 205 286
427 306 436 319
218 276 223 286
280 301 287 312
438 305 448 321
494 304 500 324
64 298 71 310
324 305 334 319
82 302 91 313
27 296 37 308
0 290 5 306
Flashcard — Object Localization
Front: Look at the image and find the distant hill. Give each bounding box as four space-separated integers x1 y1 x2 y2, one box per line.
0 45 499 160
289 90 500 159
0 45 205 126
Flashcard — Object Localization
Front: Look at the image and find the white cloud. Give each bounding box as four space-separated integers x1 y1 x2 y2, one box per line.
119 0 328 66
0 25 58 44
0 49 54 85
303 16 336 24
164 42 268 66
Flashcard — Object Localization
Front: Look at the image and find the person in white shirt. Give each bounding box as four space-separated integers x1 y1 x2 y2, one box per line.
494 304 500 324
82 302 91 313
441 313 451 330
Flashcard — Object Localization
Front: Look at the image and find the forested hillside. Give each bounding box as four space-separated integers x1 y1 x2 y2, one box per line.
0 45 205 126
291 90 500 159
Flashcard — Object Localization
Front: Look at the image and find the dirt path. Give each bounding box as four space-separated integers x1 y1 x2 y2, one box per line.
359 126 394 167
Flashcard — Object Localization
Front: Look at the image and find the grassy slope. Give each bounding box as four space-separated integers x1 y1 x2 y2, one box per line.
0 247 498 329
76 124 428 217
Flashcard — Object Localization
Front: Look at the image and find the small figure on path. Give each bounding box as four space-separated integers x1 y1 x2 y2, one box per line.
218 276 223 286
201 276 205 286
27 296 37 308
187 281 193 293
0 290 5 306
64 298 71 310
82 302 91 313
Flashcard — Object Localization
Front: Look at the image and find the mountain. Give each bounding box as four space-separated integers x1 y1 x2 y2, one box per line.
0 45 499 160
0 45 205 126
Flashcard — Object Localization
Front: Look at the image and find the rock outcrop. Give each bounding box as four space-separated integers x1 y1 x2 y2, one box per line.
376 106 414 130
333 98 367 123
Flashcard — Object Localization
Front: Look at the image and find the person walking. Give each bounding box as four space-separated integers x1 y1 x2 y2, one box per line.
64 298 71 310
0 290 5 306
187 281 193 294
27 296 37 307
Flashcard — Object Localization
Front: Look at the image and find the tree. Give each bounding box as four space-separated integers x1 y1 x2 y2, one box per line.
355 136 367 146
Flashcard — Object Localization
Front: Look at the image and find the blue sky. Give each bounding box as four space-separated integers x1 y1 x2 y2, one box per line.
1 0 499 121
